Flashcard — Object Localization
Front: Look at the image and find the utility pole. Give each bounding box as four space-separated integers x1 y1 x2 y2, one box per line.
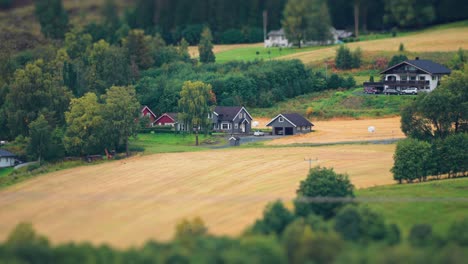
304 157 318 170
263 10 268 41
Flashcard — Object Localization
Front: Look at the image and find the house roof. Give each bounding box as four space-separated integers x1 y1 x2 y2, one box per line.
141 105 157 118
266 113 314 127
153 113 177 124
267 28 285 37
214 106 252 121
381 59 451 75
0 149 16 157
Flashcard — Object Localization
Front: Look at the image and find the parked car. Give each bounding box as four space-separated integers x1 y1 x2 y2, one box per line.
253 130 265 136
401 87 418 95
384 88 400 95
364 87 381 94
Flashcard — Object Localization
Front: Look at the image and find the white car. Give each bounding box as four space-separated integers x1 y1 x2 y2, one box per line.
253 130 265 136
401 87 418 95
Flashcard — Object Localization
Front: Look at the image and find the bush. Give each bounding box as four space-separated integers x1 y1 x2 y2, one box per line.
251 200 294 235
294 167 354 219
409 224 433 247
391 138 432 183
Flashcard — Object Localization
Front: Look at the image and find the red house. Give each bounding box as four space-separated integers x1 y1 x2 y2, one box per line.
140 106 158 126
153 113 178 126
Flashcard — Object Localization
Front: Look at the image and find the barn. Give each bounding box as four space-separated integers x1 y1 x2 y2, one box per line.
266 113 314 136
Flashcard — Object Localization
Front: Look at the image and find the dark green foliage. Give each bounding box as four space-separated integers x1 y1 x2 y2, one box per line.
447 218 468 246
0 0 13 8
294 166 354 219
392 138 432 183
220 29 245 44
27 115 52 164
334 205 393 243
198 27 215 63
335 45 352 69
383 0 436 28
34 0 69 39
388 54 408 68
401 67 468 141
327 74 356 89
252 200 294 235
124 29 154 71
409 224 434 247
399 42 405 52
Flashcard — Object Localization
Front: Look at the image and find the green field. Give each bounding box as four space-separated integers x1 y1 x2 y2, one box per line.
357 178 468 237
250 88 415 119
215 45 325 63
130 133 227 154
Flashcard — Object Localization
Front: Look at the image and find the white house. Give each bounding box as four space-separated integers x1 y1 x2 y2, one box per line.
364 58 452 93
264 29 291 47
0 149 17 168
264 27 352 48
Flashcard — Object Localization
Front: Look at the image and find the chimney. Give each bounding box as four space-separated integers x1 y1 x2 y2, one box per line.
415 57 419 60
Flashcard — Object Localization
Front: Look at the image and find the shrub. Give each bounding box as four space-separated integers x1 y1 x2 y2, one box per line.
409 224 433 247
399 43 405 52
220 29 244 44
251 200 294 235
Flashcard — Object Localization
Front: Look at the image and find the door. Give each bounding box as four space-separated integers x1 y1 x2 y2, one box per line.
285 127 294 135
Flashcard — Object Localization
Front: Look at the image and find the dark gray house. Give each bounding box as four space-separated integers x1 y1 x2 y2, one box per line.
211 106 253 134
266 113 314 136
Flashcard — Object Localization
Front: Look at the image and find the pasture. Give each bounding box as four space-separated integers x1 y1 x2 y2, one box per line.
0 144 396 247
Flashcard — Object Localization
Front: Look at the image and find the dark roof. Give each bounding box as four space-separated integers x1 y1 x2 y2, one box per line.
166 113 178 121
267 29 285 37
382 59 451 75
283 113 314 127
0 149 16 157
266 113 314 127
214 106 242 121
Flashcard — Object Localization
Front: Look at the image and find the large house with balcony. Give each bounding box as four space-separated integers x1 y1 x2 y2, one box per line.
211 106 252 134
364 58 451 93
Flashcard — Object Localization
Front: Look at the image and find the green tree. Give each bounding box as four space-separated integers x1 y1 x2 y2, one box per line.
64 29 93 60
282 218 343 264
198 27 215 63
5 59 71 137
102 86 140 156
351 47 362 68
335 45 353 69
34 0 69 39
391 138 432 183
178 38 191 61
64 93 106 156
123 29 154 71
251 200 294 235
294 166 354 219
282 0 332 47
383 0 435 28
102 0 121 43
27 115 52 164
447 218 468 246
449 48 466 70
408 224 434 247
388 54 408 68
178 81 215 146
334 205 389 243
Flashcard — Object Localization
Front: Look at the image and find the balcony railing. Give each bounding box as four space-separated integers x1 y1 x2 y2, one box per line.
364 80 429 88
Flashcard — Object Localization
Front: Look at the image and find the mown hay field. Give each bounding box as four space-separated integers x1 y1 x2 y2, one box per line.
281 27 468 64
0 144 395 248
262 116 406 145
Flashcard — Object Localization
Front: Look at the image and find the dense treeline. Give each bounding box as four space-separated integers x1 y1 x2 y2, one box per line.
137 60 355 115
1 167 467 263
393 65 468 183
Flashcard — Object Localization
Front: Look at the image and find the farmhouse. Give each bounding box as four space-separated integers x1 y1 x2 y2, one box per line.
153 113 187 131
212 106 253 134
266 113 314 136
0 149 17 168
140 106 157 126
364 58 451 93
264 28 352 47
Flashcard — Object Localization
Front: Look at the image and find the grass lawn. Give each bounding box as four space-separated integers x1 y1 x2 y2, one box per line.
215 45 325 63
130 133 226 154
0 167 13 178
250 88 414 119
357 177 468 237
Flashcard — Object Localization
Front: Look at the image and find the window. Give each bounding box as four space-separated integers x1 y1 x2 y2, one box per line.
234 124 238 129
222 123 230 130
410 76 416 81
419 76 425 81
432 76 436 80
402 76 408 81
146 113 151 117
239 113 243 119
279 117 284 122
